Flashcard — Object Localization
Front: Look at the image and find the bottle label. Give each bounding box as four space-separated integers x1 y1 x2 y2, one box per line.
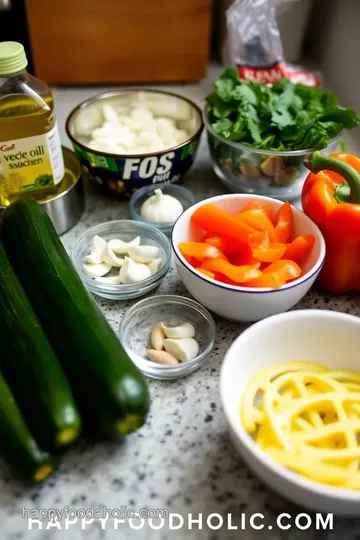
0 122 65 194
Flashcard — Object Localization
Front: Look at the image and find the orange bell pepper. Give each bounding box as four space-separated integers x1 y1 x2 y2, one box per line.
302 151 360 293
249 231 286 263
249 272 287 289
200 259 262 284
274 201 293 243
196 268 216 279
205 235 243 255
240 201 273 221
237 207 276 241
263 260 301 281
178 242 227 260
283 234 315 265
191 204 256 245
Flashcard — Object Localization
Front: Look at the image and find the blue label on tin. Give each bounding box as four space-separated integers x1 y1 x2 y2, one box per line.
74 139 199 197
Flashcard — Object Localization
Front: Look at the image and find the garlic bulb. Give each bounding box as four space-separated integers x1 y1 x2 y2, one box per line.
140 189 183 223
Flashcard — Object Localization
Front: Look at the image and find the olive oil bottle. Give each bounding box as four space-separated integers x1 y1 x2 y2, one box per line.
0 42 64 206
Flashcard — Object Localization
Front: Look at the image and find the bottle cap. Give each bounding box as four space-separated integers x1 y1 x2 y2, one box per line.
0 42 28 76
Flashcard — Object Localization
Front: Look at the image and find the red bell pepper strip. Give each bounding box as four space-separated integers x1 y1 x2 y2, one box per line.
274 201 294 243
200 259 262 284
283 234 315 265
191 204 256 245
302 151 360 293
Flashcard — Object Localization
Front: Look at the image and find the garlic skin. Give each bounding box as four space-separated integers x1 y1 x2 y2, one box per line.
160 322 195 339
164 338 199 362
127 245 158 264
102 244 125 267
147 258 162 275
140 189 183 223
107 236 141 254
95 274 122 285
85 235 107 264
120 257 151 284
83 262 112 278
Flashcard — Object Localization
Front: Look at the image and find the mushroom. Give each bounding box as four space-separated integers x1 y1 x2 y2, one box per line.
239 162 262 179
260 156 284 177
274 167 299 186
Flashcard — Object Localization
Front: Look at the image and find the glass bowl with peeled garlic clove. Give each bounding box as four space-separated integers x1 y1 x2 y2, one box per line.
118 295 216 380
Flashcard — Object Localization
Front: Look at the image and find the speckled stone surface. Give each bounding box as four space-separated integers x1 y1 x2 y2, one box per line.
1 79 360 540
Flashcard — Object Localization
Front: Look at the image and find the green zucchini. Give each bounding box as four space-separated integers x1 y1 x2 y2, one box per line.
0 241 81 450
0 372 55 483
2 200 150 438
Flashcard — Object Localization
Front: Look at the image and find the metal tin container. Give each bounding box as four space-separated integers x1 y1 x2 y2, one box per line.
0 147 84 235
65 89 203 199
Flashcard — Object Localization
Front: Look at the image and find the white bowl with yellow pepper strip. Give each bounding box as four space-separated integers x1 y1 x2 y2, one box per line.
220 309 360 516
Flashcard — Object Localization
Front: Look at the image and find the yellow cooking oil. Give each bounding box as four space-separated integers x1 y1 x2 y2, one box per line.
0 41 65 206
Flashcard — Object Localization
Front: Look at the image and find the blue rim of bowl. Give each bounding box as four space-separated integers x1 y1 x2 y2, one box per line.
65 89 204 159
220 309 360 501
119 294 216 371
72 220 171 294
171 194 326 294
203 104 343 157
129 183 196 229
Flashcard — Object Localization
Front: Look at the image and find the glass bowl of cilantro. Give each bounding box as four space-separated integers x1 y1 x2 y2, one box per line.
205 69 360 200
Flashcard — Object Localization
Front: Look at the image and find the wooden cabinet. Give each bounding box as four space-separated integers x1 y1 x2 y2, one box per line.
25 0 212 85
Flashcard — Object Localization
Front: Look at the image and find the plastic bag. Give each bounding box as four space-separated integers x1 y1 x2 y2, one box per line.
226 0 320 86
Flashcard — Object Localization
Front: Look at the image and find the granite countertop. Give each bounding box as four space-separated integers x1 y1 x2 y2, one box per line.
1 85 360 540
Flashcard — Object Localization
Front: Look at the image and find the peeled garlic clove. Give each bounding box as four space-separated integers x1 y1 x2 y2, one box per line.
164 338 199 362
102 103 120 124
120 257 152 284
160 322 195 339
127 245 158 264
108 236 141 254
146 349 179 365
150 322 166 351
86 235 107 264
102 244 126 267
147 258 162 275
83 262 112 278
95 274 122 285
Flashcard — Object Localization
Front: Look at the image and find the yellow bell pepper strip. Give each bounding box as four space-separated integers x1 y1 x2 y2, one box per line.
302 151 360 293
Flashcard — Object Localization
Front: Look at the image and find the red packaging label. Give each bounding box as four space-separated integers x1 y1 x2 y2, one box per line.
238 62 321 87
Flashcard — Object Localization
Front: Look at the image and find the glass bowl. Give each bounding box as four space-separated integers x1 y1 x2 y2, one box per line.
72 220 171 300
203 105 341 201
118 295 216 380
129 183 196 236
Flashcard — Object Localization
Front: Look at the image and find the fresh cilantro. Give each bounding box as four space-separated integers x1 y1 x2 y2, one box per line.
206 68 360 151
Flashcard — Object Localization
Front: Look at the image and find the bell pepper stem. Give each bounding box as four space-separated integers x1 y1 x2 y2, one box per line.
304 151 360 204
